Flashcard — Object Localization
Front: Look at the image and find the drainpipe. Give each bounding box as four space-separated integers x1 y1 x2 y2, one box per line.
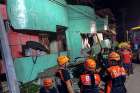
0 13 20 93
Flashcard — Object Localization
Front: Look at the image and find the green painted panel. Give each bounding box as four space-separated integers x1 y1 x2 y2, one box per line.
67 5 95 59
7 0 68 32
68 5 95 20
96 17 105 31
68 19 91 33
14 52 67 83
67 19 91 59
68 31 82 59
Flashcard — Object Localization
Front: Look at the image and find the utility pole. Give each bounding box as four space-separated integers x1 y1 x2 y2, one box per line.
0 13 20 93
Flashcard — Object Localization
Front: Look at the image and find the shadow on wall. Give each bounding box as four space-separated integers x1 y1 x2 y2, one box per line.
0 44 7 82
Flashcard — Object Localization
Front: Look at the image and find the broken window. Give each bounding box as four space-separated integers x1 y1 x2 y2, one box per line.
80 33 95 56
81 33 103 49
39 34 50 52
23 30 67 56
81 33 95 49
57 30 67 52
80 33 103 56
39 31 67 53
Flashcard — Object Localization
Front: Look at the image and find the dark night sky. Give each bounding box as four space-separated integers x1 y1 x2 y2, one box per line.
94 0 137 27
114 0 140 41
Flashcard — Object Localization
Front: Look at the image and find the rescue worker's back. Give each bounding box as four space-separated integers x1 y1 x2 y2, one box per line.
79 59 101 93
105 52 127 93
55 55 74 93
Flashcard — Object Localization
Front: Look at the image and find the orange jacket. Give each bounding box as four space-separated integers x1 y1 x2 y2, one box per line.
107 66 126 78
122 49 132 64
80 73 101 86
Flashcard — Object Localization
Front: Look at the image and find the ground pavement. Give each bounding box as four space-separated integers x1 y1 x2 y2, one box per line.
125 63 140 93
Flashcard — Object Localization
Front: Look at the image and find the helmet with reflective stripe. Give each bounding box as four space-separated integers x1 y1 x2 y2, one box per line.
109 52 120 61
57 55 69 65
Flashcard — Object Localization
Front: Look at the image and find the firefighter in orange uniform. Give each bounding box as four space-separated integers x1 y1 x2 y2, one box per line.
55 55 74 93
121 48 133 75
79 58 101 93
105 52 127 93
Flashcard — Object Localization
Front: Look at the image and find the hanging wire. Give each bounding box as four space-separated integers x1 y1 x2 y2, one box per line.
28 55 38 81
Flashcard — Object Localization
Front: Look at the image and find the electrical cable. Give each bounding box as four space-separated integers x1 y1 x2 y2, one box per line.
28 56 38 81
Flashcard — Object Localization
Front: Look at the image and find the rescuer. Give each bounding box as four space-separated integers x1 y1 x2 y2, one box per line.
55 55 74 93
78 58 101 93
105 52 127 93
121 47 133 75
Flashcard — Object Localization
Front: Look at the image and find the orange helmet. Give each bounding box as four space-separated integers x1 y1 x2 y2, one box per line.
85 59 96 69
57 55 69 65
109 52 120 61
43 78 53 87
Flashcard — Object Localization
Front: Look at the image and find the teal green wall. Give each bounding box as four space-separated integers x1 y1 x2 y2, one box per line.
8 3 106 83
67 5 95 59
7 0 68 32
96 16 105 31
14 52 67 82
